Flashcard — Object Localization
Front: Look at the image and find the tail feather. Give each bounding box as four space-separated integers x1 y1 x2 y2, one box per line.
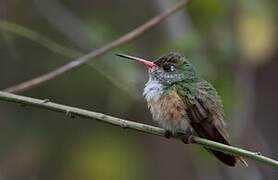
183 96 248 166
190 120 247 167
206 148 237 166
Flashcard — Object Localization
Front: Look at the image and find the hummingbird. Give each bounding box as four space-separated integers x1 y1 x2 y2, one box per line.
116 52 247 167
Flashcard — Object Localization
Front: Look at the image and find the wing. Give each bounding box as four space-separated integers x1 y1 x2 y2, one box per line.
177 82 244 166
195 81 228 136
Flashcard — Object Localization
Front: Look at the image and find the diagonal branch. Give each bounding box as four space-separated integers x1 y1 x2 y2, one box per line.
0 19 139 98
0 19 81 58
4 0 191 93
0 91 277 168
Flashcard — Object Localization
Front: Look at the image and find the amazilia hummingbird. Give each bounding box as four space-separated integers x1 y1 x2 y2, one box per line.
116 52 247 167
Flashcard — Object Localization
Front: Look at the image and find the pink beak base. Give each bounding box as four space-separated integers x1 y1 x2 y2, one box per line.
116 53 156 68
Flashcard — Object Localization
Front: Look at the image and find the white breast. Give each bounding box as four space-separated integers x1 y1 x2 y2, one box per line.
143 79 163 102
143 78 189 133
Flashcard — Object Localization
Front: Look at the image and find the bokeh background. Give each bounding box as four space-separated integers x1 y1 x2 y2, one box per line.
0 0 277 179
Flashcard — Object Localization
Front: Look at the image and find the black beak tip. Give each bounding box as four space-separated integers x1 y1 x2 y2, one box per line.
115 53 126 58
115 53 134 61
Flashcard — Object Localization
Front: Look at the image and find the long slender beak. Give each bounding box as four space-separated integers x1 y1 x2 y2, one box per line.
116 53 156 68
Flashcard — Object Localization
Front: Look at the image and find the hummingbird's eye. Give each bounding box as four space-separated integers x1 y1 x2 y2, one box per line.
163 64 175 72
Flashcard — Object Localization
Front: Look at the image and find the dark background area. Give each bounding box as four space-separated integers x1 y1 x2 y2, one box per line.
0 0 277 179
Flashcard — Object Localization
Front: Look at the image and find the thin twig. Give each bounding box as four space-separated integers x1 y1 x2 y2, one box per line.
0 19 139 98
0 19 81 58
0 91 277 168
4 0 191 93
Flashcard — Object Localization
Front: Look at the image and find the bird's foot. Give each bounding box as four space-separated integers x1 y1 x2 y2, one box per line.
176 129 194 144
165 130 173 139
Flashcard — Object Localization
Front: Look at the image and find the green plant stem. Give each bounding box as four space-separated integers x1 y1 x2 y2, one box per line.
0 20 81 58
0 91 277 168
0 19 139 98
192 137 278 168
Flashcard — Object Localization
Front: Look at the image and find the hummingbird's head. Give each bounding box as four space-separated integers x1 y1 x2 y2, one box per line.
151 52 197 85
116 52 197 86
